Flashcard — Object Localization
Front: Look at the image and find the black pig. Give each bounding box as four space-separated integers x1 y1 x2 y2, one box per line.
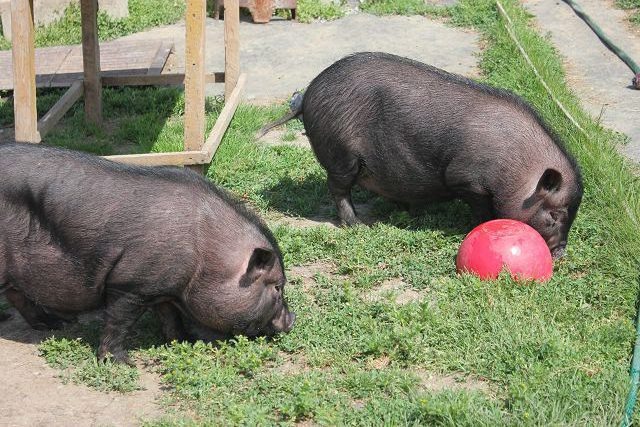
0 143 295 364
260 52 583 258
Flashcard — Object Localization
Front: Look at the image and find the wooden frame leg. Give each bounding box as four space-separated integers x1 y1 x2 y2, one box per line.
80 0 103 126
184 0 206 153
11 0 40 143
224 0 239 100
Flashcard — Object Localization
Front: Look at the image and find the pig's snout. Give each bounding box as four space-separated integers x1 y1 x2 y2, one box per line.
270 306 296 334
283 311 296 332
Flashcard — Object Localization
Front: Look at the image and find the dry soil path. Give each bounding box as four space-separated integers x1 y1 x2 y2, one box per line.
0 308 165 427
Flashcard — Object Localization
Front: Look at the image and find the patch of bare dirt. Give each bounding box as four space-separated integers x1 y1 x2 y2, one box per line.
273 201 380 229
363 278 427 305
367 355 391 370
288 261 337 293
273 212 340 229
0 308 165 426
295 419 320 427
270 352 311 375
414 369 495 397
255 128 310 149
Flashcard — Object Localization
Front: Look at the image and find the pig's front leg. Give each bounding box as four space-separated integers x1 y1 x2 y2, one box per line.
463 193 495 224
98 290 146 365
153 301 191 343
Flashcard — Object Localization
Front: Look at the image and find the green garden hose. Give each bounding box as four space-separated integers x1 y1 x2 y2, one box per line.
561 0 640 89
621 305 640 427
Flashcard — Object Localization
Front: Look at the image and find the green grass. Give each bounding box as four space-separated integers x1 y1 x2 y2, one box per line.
36 311 167 393
40 336 141 392
359 0 450 17
616 0 640 25
293 0 345 22
2 0 640 424
0 0 345 51
617 0 640 8
0 0 185 51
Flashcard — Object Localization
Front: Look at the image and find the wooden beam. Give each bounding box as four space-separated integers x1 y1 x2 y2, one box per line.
147 41 174 76
11 0 40 143
184 0 207 152
201 73 246 162
80 0 102 126
37 80 83 137
103 151 209 166
101 73 224 87
224 0 240 100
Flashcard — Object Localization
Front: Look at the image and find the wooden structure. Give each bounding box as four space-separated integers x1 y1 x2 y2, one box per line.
0 39 174 90
9 0 245 167
214 0 296 23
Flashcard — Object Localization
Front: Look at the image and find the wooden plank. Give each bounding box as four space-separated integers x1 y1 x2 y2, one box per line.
184 0 207 152
147 41 174 75
11 0 40 142
101 72 224 87
0 40 174 90
35 46 71 87
104 151 208 166
224 0 240 100
80 0 102 125
37 80 83 137
202 73 246 162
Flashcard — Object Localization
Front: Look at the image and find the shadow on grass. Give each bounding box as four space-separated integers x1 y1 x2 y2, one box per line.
0 86 218 158
261 173 475 236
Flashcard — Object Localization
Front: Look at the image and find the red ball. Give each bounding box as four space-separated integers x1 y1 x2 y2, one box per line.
456 219 553 282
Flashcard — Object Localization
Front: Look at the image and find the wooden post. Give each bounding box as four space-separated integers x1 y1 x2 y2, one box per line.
224 0 239 100
184 0 206 151
80 0 103 126
11 0 40 143
184 0 207 173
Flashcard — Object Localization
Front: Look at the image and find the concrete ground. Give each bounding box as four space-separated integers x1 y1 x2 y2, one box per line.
524 0 640 161
121 12 481 103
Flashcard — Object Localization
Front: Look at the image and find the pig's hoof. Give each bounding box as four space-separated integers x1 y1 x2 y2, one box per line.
0 311 11 321
340 216 363 227
98 349 134 366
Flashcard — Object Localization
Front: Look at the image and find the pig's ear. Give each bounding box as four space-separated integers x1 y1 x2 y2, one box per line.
536 169 562 196
239 248 275 287
523 169 563 209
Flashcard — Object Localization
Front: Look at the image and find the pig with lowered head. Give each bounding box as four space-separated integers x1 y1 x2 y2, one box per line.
0 143 295 364
260 52 583 258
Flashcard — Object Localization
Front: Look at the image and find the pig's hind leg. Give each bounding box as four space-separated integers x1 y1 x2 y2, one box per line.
462 192 495 224
3 287 67 329
324 155 363 226
153 301 191 343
